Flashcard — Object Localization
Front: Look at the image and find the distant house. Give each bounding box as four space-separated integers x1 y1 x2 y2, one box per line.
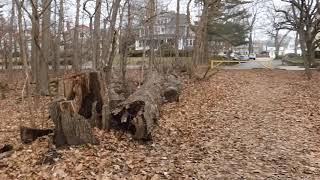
69 25 91 39
135 11 195 51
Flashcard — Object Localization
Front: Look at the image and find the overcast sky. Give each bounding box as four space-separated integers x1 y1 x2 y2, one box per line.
1 0 292 41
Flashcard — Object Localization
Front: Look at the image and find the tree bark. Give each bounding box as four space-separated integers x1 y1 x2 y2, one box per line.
30 0 40 86
54 0 64 74
294 31 299 54
57 72 104 127
73 0 81 71
39 0 50 95
93 0 101 70
7 0 15 75
103 0 121 68
175 0 180 62
20 126 53 144
49 99 99 147
111 71 182 139
148 0 156 68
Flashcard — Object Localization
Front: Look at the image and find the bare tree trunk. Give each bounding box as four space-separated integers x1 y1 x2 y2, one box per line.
147 0 156 68
73 0 81 71
175 0 180 63
191 1 208 75
30 0 41 90
103 0 121 81
93 0 101 70
120 1 132 89
52 0 59 74
7 0 15 76
39 0 51 95
294 31 299 54
274 30 279 59
15 0 29 80
299 31 312 79
56 0 64 74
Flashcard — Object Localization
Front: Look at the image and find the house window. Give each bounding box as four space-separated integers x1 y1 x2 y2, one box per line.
161 27 165 34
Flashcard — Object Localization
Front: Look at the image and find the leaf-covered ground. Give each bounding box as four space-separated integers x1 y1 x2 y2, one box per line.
1 70 320 179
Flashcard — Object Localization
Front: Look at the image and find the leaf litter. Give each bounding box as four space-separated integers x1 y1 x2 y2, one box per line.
0 70 320 179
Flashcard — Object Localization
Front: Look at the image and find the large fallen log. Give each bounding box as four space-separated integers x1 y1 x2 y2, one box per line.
111 71 182 140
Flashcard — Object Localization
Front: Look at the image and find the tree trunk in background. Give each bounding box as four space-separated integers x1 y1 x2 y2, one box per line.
56 0 64 74
298 30 312 79
103 0 121 82
93 0 101 70
175 0 180 62
30 0 40 89
7 0 15 75
39 0 50 95
120 1 132 89
294 32 299 54
148 0 156 68
248 30 253 54
191 1 208 74
73 0 81 71
201 4 209 64
52 0 59 74
15 0 29 78
274 30 279 59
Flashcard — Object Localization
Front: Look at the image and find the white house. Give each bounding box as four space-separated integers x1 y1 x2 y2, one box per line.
135 11 195 51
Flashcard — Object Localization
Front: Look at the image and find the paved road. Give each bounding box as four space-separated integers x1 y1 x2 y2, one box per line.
222 58 282 70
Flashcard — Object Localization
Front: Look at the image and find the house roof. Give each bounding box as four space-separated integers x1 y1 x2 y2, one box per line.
156 11 189 27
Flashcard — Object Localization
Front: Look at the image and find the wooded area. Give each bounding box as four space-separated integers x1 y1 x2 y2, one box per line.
0 0 320 179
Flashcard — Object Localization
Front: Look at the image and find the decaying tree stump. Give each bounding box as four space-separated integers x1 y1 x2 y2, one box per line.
20 126 53 144
47 71 104 147
49 99 99 147
111 71 182 140
57 71 104 128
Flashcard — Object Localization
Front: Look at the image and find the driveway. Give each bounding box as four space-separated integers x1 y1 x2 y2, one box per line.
222 58 282 70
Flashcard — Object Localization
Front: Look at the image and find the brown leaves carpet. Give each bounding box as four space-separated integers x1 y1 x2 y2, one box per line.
0 70 320 179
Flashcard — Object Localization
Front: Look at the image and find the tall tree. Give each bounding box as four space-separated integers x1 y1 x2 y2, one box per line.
15 0 30 98
54 0 64 74
277 0 320 79
103 0 121 83
147 0 156 68
73 0 81 71
93 0 101 70
7 0 15 74
175 0 180 62
39 0 51 95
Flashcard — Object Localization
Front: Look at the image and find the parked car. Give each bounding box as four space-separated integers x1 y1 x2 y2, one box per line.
249 53 256 60
239 55 249 61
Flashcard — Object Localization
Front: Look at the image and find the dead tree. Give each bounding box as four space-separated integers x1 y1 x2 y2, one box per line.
111 71 182 140
20 126 53 144
49 72 104 146
49 99 99 147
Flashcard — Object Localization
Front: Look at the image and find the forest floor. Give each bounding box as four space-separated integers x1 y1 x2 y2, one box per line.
0 70 320 179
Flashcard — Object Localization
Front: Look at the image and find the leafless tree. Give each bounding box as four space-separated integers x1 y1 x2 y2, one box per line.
277 0 320 79
93 0 101 70
175 0 180 62
73 0 81 71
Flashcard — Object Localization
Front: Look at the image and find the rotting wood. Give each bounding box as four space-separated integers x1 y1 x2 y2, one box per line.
111 71 182 140
0 144 13 160
57 71 104 128
49 99 99 147
20 126 53 144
